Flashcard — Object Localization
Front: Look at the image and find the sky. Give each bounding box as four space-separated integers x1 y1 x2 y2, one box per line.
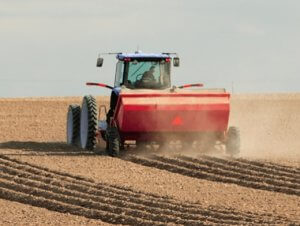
0 0 300 97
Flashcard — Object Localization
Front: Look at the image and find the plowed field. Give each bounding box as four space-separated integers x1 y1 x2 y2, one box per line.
0 95 299 225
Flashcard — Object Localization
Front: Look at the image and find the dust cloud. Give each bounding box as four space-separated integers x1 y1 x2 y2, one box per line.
230 94 300 162
147 93 300 165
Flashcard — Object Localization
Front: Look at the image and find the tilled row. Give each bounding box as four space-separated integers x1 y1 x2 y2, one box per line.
0 168 209 225
0 154 233 214
0 155 281 225
126 155 300 196
175 155 300 187
200 156 300 183
0 156 205 213
0 185 151 225
236 158 300 175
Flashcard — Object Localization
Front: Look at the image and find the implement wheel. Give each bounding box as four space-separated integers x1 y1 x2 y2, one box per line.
226 127 240 157
80 95 98 150
66 104 81 146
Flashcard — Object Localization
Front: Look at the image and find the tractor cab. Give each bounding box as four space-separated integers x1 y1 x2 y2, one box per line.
96 52 180 124
97 52 180 90
115 53 173 90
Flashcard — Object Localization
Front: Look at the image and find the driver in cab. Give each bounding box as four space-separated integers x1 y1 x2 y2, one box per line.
141 66 156 82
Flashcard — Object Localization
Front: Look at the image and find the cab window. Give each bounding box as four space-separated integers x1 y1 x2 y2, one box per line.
124 59 171 89
114 61 124 87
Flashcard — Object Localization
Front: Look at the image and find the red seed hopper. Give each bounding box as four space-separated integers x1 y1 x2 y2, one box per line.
115 89 230 140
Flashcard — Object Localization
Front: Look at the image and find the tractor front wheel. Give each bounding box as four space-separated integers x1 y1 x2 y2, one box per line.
66 104 81 146
80 95 98 151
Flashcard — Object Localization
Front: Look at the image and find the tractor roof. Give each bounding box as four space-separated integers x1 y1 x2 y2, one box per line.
116 52 170 60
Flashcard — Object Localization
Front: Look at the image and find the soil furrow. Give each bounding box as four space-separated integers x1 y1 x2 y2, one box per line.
0 185 156 225
0 157 174 202
0 154 198 207
127 155 300 196
0 169 227 224
0 154 294 224
0 158 203 209
0 160 263 224
175 155 300 186
152 155 300 191
236 158 300 175
0 155 260 221
0 177 205 225
0 154 94 182
200 155 300 183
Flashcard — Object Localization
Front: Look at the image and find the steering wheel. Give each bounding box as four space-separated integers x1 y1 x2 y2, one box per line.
134 74 144 87
135 73 156 88
135 73 143 81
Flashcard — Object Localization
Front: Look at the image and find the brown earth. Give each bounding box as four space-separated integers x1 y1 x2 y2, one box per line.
0 95 299 225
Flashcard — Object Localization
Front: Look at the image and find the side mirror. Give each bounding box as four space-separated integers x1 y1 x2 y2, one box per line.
96 57 104 67
173 57 180 67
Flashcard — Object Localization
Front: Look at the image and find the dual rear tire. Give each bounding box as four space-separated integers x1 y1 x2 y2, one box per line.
80 95 98 150
67 95 120 156
66 104 81 145
66 95 98 151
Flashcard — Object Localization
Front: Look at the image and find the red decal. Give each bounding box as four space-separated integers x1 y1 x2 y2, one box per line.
172 116 183 126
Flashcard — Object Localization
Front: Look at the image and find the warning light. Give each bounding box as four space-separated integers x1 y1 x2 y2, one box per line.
172 116 183 126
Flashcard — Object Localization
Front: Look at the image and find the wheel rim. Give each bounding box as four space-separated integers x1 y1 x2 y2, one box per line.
66 110 73 144
80 101 88 148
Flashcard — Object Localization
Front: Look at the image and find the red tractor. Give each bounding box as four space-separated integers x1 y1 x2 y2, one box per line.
66 51 240 157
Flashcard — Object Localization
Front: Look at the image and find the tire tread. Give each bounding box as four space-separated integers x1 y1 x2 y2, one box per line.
81 95 98 150
67 104 81 145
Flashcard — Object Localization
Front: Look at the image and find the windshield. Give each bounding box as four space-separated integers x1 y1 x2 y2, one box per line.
124 59 171 89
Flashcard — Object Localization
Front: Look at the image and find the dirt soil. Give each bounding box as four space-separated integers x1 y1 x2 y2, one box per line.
0 95 299 225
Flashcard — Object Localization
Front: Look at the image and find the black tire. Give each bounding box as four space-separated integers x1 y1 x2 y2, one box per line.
106 126 120 157
226 127 240 156
66 104 81 146
80 95 98 150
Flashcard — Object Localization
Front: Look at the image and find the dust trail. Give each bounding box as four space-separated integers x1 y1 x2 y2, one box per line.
155 94 300 164
230 94 300 164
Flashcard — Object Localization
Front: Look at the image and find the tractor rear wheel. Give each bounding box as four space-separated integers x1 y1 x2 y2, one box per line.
225 127 240 156
66 104 81 146
80 95 98 150
106 126 120 157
